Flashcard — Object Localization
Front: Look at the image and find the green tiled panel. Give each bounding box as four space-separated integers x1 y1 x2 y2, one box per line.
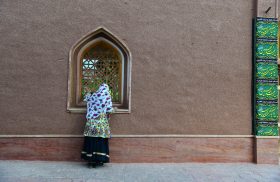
255 103 278 121
256 21 278 39
256 42 277 59
254 17 279 136
256 124 278 136
256 83 278 100
255 62 278 79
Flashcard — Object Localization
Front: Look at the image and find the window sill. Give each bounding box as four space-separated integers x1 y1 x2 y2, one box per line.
67 107 130 114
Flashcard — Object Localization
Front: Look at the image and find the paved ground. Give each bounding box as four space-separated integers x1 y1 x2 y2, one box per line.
0 161 280 182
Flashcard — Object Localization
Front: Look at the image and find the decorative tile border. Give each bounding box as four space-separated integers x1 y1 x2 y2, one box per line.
253 17 279 136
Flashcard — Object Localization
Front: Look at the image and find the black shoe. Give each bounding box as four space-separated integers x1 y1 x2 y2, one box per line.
88 163 93 169
96 162 104 167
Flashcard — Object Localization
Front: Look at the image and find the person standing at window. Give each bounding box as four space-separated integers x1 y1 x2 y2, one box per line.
81 83 117 168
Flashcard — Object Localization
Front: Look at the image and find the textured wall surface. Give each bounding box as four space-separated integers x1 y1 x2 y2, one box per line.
0 0 255 135
258 0 276 18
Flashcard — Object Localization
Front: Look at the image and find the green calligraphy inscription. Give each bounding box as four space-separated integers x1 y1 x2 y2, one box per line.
254 18 279 137
255 103 278 121
256 42 277 59
255 63 277 79
256 21 278 39
256 124 278 136
256 83 278 100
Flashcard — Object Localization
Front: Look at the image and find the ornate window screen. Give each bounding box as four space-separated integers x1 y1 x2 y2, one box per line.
81 42 122 103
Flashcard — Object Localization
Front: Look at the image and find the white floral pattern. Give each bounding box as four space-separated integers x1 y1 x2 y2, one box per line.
83 83 114 138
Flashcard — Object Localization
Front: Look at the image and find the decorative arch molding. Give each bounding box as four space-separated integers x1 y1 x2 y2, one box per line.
67 27 131 113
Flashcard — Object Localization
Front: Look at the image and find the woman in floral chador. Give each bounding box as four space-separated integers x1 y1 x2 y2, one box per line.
81 83 117 168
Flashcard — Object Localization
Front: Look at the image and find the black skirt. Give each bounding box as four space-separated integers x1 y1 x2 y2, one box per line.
81 137 109 163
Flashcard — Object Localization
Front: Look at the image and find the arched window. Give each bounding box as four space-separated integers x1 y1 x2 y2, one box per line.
78 41 122 105
67 28 131 113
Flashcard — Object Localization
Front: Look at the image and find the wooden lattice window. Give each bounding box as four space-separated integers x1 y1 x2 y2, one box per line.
81 42 122 103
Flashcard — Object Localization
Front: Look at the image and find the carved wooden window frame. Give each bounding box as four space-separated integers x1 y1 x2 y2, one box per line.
67 28 131 113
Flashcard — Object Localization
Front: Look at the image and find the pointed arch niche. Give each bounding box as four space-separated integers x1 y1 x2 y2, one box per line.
67 28 131 113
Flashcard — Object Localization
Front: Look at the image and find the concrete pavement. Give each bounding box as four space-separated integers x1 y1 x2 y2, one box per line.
0 160 280 182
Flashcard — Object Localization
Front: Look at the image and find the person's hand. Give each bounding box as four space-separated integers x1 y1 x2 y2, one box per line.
85 87 91 93
113 107 118 111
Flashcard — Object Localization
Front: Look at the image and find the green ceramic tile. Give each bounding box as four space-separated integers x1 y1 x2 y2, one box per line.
255 103 278 121
256 21 278 39
255 62 278 79
256 83 278 100
256 124 278 136
256 42 277 59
